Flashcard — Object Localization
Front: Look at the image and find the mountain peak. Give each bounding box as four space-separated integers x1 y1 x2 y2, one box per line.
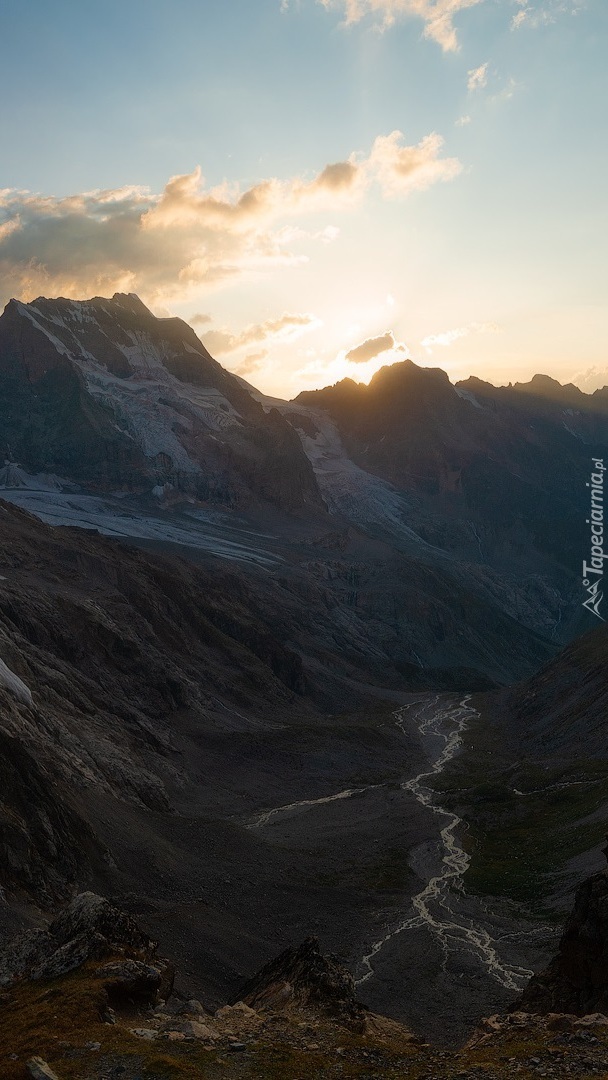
0 291 323 511
110 291 153 315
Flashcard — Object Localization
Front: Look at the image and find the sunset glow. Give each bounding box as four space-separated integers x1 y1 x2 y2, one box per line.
1 0 605 397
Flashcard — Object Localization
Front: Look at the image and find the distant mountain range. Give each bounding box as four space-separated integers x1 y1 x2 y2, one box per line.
0 292 604 689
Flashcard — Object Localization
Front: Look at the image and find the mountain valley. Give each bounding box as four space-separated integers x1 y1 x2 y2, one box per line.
0 294 608 1070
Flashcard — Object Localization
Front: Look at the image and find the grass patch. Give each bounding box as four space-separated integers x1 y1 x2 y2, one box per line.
0 963 216 1080
432 711 608 909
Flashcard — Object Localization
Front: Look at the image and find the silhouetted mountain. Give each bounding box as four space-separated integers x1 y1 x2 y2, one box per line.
294 360 608 645
0 296 574 689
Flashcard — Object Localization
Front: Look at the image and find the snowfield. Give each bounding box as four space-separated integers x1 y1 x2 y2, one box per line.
0 656 33 707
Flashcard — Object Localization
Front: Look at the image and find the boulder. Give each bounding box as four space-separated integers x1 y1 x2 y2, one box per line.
233 936 367 1030
0 892 172 1005
94 959 169 1004
48 892 152 953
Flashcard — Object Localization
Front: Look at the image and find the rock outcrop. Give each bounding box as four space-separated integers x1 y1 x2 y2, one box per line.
0 892 173 1003
234 936 367 1030
515 856 608 1015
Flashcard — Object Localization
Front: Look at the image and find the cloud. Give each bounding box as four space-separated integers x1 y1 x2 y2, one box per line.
314 161 360 191
235 351 269 376
0 134 461 309
467 62 488 92
368 131 462 197
295 336 410 392
346 330 396 363
189 312 212 326
317 0 485 51
201 313 321 356
511 0 585 30
421 321 500 350
456 114 472 126
570 366 608 394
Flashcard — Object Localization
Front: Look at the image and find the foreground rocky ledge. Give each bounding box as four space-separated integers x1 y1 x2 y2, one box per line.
3 890 608 1079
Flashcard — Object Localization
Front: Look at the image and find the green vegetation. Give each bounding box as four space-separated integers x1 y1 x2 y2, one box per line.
431 710 608 910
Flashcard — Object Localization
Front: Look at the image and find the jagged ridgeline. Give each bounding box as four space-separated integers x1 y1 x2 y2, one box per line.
2 294 608 1068
1 292 607 692
0 293 322 509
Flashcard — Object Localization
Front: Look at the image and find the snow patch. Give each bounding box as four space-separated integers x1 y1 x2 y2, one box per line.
282 405 428 547
0 464 77 492
0 657 33 707
0 489 281 568
455 387 483 409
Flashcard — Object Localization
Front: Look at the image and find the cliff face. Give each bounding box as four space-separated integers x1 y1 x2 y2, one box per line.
0 293 323 512
295 359 608 579
516 859 608 1016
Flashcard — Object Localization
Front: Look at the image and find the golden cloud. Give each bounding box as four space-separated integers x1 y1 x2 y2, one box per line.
318 0 485 51
467 62 488 91
346 331 396 363
0 133 461 308
201 313 321 356
369 131 462 196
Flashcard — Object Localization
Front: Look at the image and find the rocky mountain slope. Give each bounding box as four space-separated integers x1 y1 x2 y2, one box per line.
0 501 557 1043
4 887 608 1080
2 499 608 1044
0 292 321 512
433 621 608 919
295 361 608 636
1 291 600 691
516 852 608 1016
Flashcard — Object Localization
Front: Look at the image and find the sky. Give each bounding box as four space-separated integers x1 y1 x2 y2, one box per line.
0 0 606 399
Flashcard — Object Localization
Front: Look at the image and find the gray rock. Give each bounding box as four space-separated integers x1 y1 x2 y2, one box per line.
178 998 207 1016
171 1020 218 1040
49 893 153 953
0 930 54 987
235 936 367 1030
31 932 109 981
95 960 164 1003
26 1059 60 1080
0 892 172 1006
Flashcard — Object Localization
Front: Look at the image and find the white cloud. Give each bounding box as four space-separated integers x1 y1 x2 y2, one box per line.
368 131 462 197
201 313 322 356
421 321 500 351
570 366 608 394
467 62 488 92
511 0 585 30
317 0 485 51
456 114 472 126
0 135 461 308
